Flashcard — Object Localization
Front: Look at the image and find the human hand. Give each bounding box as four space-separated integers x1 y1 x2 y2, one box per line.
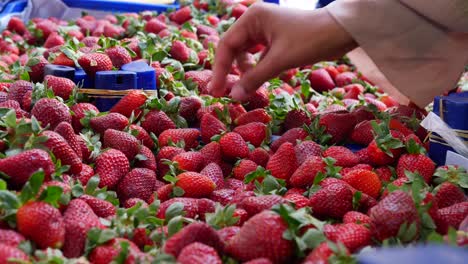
209 3 357 101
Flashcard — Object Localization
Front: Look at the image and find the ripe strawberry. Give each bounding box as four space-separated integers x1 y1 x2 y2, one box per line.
7 17 26 35
200 141 222 165
369 191 419 242
343 211 371 225
436 202 468 234
17 201 65 249
44 75 74 100
233 159 258 180
283 109 311 130
118 168 156 202
28 56 49 83
240 195 285 217
434 182 466 209
0 244 29 263
79 194 116 218
90 112 129 135
335 72 357 87
294 141 322 165
185 70 213 94
289 156 325 188
155 184 173 202
0 149 54 188
266 142 298 181
44 32 65 48
134 145 157 171
375 166 393 183
35 19 58 39
169 6 192 24
326 223 371 253
351 120 375 145
342 169 382 199
220 132 249 161
42 130 82 174
367 130 404 166
105 46 132 68
309 182 353 219
271 128 308 151
103 129 140 160
340 164 373 177
231 4 248 18
156 197 199 218
32 98 71 130
201 163 225 190
248 148 270 167
89 238 142 264
145 18 167 33
0 229 25 247
235 109 272 126
63 199 103 258
52 52 75 67
141 110 176 136
110 90 147 118
176 172 216 198
70 103 99 132
201 114 227 143
170 40 191 63
0 100 29 118
179 96 203 124
233 122 267 147
95 149 130 189
303 242 339 264
396 154 435 183
159 128 200 150
164 222 222 258
210 189 236 205
123 198 148 208
309 68 335 92
157 146 185 176
75 163 94 185
173 151 205 172
7 80 32 108
319 112 357 144
226 211 294 263
78 52 113 77
129 124 154 149
356 147 373 165
177 242 222 264
323 146 359 167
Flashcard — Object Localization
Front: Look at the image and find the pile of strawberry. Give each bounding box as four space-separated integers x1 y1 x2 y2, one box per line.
0 0 466 263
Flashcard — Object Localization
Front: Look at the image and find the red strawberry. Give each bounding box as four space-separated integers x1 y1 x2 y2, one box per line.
157 197 200 219
342 169 382 199
71 103 99 132
105 46 132 68
129 124 154 149
164 222 222 257
90 112 129 135
227 103 247 121
294 140 322 165
118 168 156 202
367 131 404 166
436 202 468 234
169 6 192 24
173 151 205 172
32 98 71 130
326 223 371 253
110 90 147 118
226 211 294 263
170 40 191 63
176 172 216 198
141 110 176 136
17 201 65 249
266 143 298 181
200 141 222 165
44 32 64 48
240 195 285 217
75 163 94 185
220 132 249 161
28 56 49 83
210 189 236 205
283 109 311 130
273 129 308 151
396 154 435 183
95 149 130 189
434 182 466 209
235 109 272 126
79 194 116 218
351 120 375 145
0 149 54 188
52 52 76 67
233 159 258 180
343 211 371 225
185 70 213 94
145 18 167 33
319 112 357 144
323 146 359 167
289 156 325 188
309 68 335 92
7 80 32 108
157 146 185 176
159 128 200 150
135 145 157 171
177 242 222 264
369 191 419 242
7 17 26 35
35 19 58 39
201 163 225 190
103 129 140 160
284 192 309 209
303 242 338 264
179 96 203 124
0 244 29 263
335 72 357 87
248 148 270 167
201 114 227 143
309 182 353 219
42 131 82 174
89 238 143 264
0 229 25 247
231 4 248 18
124 198 148 208
340 164 373 177
44 75 74 100
375 166 393 183
78 52 113 77
233 122 267 147
0 100 29 118
53 122 82 160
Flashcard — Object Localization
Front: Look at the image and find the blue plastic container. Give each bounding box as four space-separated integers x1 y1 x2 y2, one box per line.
75 69 93 89
44 64 76 80
120 61 157 90
316 0 335 8
429 92 468 165
93 70 137 111
61 0 179 14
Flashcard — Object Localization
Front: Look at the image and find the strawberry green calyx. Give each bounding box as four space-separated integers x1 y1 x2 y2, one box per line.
433 165 468 189
205 204 239 229
244 166 287 196
304 117 332 146
371 120 404 157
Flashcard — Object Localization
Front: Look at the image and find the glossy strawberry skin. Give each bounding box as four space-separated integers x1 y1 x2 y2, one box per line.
434 182 466 209
32 98 72 130
235 109 272 126
289 156 325 188
110 90 147 118
159 128 200 150
220 132 249 161
176 172 216 198
309 182 353 219
200 114 227 144
55 121 82 159
0 229 25 247
90 113 129 135
270 128 308 152
266 143 298 181
71 103 100 132
79 194 116 218
44 75 74 100
323 146 360 167
95 149 130 189
201 163 225 190
239 195 285 217
134 145 157 171
105 46 132 68
78 52 113 77
0 244 29 263
42 130 83 175
396 154 435 183
103 129 140 161
342 169 382 199
233 122 267 148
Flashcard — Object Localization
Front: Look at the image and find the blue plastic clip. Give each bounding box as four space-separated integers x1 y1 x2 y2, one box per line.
121 61 157 90
44 65 75 80
92 71 137 111
74 68 92 89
